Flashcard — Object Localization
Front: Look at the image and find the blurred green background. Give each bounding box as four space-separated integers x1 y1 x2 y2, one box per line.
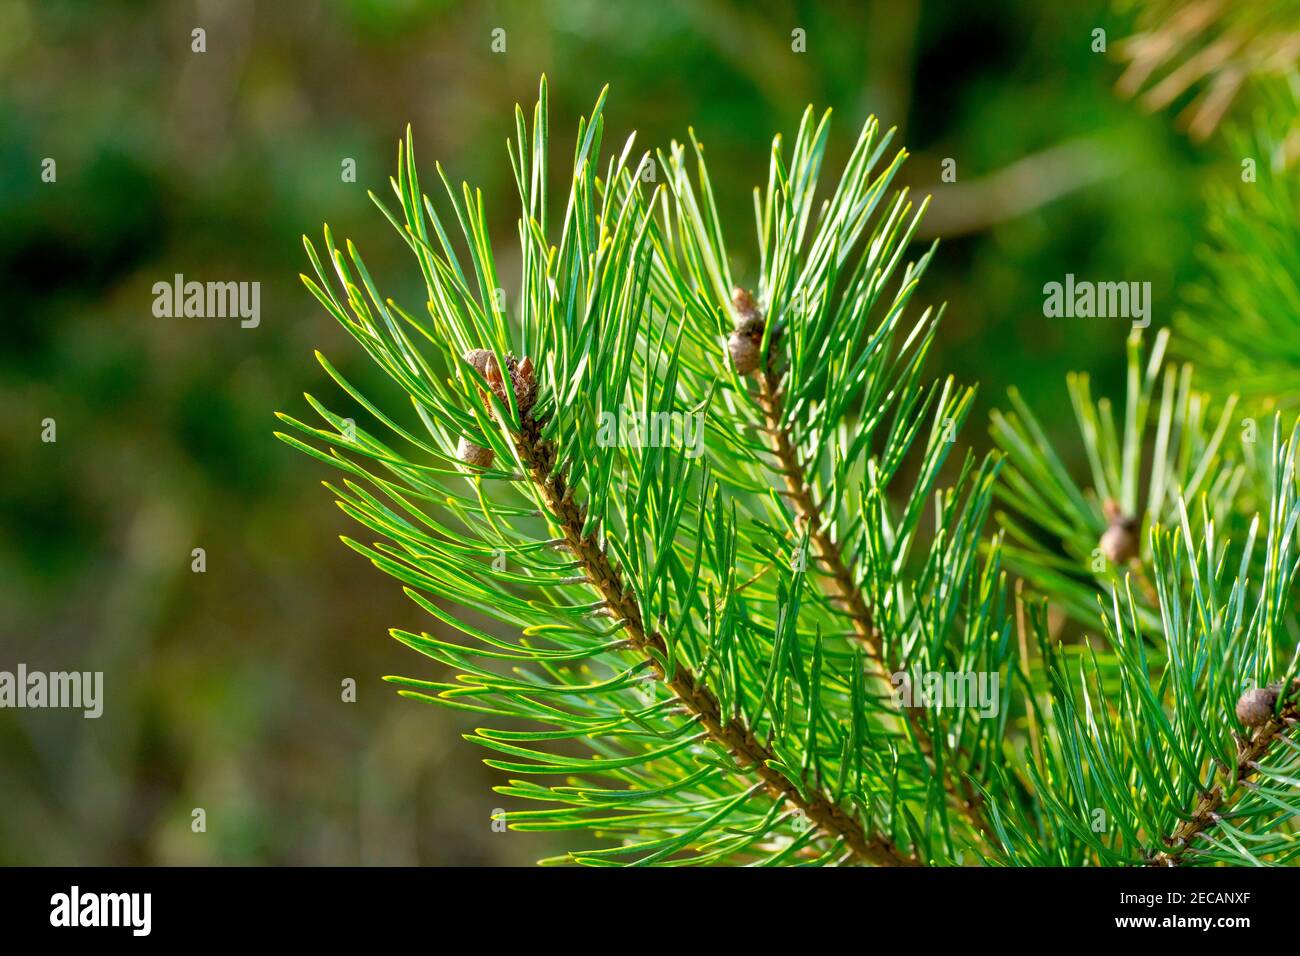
0 0 1209 864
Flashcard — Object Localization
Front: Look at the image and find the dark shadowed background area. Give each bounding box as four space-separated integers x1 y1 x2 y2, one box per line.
0 0 1208 864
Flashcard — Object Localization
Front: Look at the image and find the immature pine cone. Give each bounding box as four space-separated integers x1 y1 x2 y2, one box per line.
456 435 495 470
464 348 537 415
1236 686 1278 728
456 348 538 470
1099 498 1139 565
728 287 766 376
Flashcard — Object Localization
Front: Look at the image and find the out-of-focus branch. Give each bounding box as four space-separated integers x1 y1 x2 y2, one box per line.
1115 0 1300 140
912 137 1125 238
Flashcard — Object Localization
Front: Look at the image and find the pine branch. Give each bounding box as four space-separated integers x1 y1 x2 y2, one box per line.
281 80 966 866
991 419 1300 866
991 329 1246 639
624 111 1016 857
755 368 881 659
511 409 917 866
1152 690 1300 866
281 75 1300 868
755 341 998 846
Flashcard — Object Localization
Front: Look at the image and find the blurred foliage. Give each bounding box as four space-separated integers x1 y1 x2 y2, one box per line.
0 0 1213 864
1175 76 1300 414
1115 0 1300 140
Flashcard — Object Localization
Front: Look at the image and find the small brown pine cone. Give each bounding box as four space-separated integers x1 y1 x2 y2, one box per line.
728 287 766 376
488 354 537 414
1236 686 1278 728
731 286 761 325
463 348 493 376
466 349 537 415
456 436 494 470
728 328 763 375
1099 498 1139 565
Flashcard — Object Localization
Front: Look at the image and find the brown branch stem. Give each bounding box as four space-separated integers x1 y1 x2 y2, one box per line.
755 366 998 848
512 413 919 867
1150 701 1300 866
